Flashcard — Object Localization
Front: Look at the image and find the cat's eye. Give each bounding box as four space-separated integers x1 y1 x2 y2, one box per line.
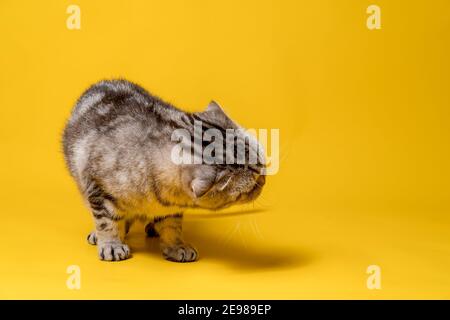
248 165 261 175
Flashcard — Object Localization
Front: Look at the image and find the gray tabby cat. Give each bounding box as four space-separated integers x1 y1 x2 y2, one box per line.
62 79 265 262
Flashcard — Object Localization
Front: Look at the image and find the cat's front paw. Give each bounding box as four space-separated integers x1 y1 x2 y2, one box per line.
98 242 130 261
162 243 198 263
87 231 97 245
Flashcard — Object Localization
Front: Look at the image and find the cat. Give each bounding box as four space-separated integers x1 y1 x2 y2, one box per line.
62 79 265 262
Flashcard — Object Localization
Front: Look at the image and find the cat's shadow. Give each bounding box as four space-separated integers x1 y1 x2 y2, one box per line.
129 217 313 271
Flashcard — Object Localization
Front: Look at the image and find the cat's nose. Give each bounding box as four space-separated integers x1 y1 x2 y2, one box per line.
255 174 265 187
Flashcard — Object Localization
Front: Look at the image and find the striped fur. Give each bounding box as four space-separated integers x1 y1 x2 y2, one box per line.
62 79 265 262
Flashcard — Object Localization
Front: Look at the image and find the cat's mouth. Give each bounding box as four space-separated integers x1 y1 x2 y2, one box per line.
235 175 266 205
199 175 266 210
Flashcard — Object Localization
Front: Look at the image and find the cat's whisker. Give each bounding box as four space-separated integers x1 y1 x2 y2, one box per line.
253 196 273 209
278 145 291 166
249 219 264 240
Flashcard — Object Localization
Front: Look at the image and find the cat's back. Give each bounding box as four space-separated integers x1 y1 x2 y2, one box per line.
67 79 154 128
62 79 182 181
63 79 178 144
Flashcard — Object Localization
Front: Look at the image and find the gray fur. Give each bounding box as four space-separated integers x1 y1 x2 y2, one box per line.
62 79 265 262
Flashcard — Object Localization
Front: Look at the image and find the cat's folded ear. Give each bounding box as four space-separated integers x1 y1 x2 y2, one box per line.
191 176 214 198
194 100 239 129
182 165 216 198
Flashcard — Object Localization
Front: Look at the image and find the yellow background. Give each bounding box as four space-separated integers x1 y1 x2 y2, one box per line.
1 0 449 299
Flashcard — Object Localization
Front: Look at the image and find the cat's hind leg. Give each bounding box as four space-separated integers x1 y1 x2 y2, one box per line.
85 180 130 261
152 214 198 263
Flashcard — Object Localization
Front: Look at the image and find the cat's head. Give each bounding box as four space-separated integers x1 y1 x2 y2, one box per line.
182 164 265 210
180 101 266 210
